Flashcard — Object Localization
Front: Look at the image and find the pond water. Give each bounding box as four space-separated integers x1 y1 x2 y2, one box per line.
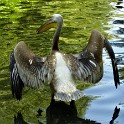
0 0 124 124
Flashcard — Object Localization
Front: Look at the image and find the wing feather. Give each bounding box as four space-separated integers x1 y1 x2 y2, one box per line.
10 52 24 100
66 30 119 85
13 41 53 88
64 30 105 83
65 53 100 83
10 41 54 100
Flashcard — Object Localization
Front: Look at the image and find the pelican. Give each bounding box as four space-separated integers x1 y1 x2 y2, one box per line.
10 14 120 102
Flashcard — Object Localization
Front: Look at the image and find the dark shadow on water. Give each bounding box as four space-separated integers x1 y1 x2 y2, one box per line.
14 99 101 124
116 0 124 8
110 106 120 124
114 27 124 35
110 39 124 47
46 100 100 124
14 113 28 124
113 20 124 24
14 101 121 124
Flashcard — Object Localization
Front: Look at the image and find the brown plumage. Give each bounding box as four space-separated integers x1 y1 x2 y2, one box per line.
10 14 120 102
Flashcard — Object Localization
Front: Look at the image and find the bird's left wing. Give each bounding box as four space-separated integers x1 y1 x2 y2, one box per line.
64 51 102 84
65 30 120 87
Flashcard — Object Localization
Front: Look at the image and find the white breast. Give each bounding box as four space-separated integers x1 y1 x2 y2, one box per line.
54 52 76 94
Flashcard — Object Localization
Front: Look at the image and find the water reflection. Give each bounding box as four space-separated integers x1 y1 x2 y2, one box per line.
110 106 120 124
47 100 101 124
14 113 28 124
84 0 124 123
113 20 124 24
14 99 101 124
116 0 124 8
111 0 124 79
14 101 121 124
110 39 124 47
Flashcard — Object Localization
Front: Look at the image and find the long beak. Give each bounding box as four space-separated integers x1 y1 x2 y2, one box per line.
37 19 57 34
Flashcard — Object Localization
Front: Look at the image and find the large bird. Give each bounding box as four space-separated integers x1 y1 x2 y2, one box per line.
10 14 120 102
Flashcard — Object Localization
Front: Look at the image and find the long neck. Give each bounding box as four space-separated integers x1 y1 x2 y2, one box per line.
52 21 62 51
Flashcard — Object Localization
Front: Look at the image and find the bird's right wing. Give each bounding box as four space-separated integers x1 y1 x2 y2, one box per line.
10 51 24 100
10 41 54 100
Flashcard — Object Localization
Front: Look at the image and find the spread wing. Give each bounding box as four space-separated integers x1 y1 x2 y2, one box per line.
10 41 54 100
66 30 120 86
65 52 103 84
64 30 104 83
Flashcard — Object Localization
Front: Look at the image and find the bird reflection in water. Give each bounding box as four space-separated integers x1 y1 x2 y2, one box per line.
14 99 101 124
46 99 100 124
110 106 120 124
14 112 28 124
14 102 121 124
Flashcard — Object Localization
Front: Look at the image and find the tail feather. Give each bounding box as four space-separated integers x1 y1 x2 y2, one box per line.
54 90 84 102
104 38 120 88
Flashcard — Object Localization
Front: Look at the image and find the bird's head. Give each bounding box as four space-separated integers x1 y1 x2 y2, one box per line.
37 14 63 33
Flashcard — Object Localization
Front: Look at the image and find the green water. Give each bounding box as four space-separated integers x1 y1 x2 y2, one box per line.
0 0 116 123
